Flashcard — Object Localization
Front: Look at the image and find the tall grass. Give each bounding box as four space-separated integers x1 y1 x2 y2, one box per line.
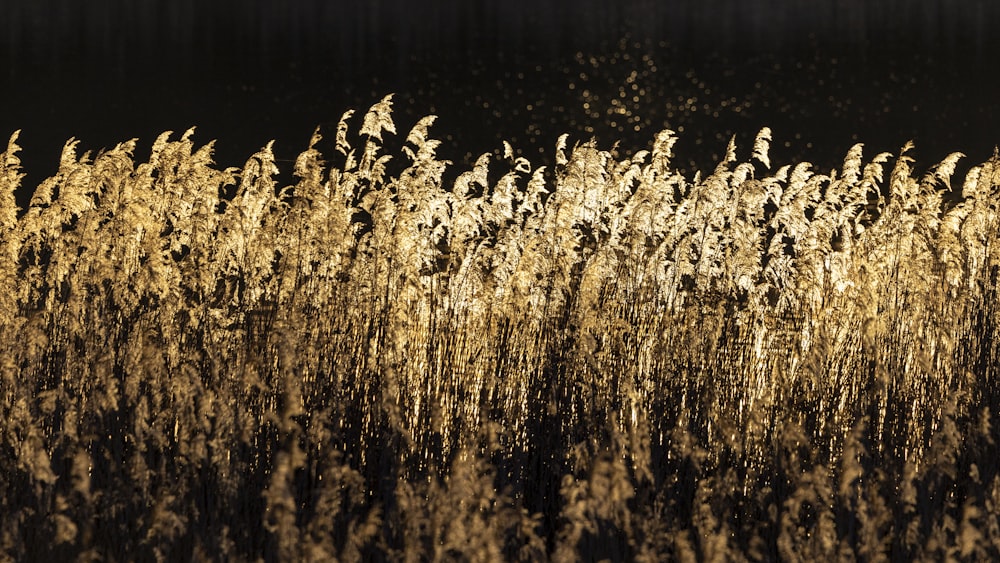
1 95 999 561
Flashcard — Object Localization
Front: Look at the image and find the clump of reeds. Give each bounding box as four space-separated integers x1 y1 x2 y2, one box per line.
1 95 998 561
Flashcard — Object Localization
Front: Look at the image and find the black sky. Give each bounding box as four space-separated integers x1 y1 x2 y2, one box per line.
2 0 998 204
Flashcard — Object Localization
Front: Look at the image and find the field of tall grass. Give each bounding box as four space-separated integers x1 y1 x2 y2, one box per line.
2 94 999 561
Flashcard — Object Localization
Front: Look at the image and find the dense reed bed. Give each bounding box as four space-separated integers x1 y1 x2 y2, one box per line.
1 95 999 561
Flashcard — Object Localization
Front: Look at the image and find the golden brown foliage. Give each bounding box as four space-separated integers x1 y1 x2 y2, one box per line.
1 97 999 560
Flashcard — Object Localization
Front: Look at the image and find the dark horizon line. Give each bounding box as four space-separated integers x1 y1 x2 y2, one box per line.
4 0 997 73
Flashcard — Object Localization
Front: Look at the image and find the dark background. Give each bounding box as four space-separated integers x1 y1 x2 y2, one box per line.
2 0 998 207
